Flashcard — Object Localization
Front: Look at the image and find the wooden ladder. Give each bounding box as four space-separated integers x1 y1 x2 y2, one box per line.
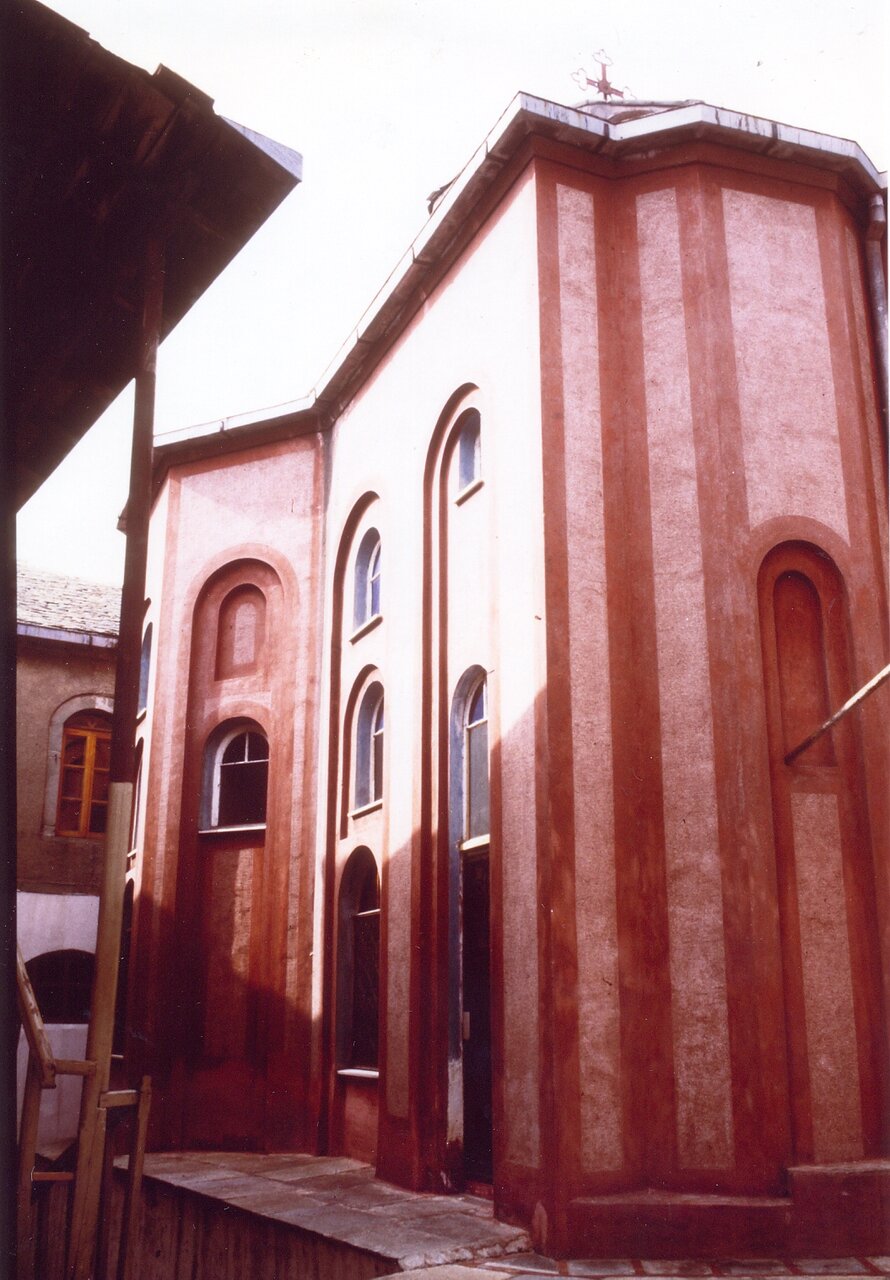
16 945 151 1280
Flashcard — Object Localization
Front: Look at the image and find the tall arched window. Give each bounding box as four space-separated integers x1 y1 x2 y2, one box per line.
354 529 382 629
56 710 112 837
201 720 269 829
464 675 489 840
354 683 384 809
456 408 482 492
138 623 153 716
337 848 380 1070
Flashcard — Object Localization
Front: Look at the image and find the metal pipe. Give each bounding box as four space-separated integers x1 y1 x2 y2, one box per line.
784 662 890 764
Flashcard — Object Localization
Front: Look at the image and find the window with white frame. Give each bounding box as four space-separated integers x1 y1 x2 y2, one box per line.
354 682 384 810
464 675 489 840
138 623 152 716
456 408 482 493
353 529 382 630
336 847 380 1070
201 720 269 829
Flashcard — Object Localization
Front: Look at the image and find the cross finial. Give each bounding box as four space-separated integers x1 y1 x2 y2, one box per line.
573 49 625 101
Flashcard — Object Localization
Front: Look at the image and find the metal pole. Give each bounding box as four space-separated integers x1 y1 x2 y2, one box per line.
784 662 890 764
67 233 165 1280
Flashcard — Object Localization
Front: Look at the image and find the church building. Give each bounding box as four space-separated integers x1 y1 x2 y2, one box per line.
126 92 889 1257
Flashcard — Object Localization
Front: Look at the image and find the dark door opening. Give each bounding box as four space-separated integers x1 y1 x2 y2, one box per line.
462 851 492 1181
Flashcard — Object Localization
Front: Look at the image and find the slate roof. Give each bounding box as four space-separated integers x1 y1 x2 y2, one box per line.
17 565 120 638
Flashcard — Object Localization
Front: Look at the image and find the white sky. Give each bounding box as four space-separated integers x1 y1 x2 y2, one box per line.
17 0 887 586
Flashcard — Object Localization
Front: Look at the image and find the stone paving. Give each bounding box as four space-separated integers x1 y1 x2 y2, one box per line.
134 1151 530 1270
376 1265 890 1280
133 1153 890 1280
474 1255 890 1280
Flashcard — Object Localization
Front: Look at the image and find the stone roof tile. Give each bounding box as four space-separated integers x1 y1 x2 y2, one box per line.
17 564 121 637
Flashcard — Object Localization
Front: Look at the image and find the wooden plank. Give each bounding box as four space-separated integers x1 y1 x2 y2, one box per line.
68 1103 108 1280
16 946 56 1089
17 1056 43 1280
31 1172 75 1183
117 1076 152 1280
68 782 132 1280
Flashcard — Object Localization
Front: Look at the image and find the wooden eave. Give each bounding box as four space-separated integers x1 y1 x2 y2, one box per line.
6 0 303 508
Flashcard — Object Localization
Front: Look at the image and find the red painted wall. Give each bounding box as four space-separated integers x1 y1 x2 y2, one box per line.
131 126 887 1255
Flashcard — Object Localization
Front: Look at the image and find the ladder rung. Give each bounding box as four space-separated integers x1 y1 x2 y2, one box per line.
31 1171 74 1183
100 1089 139 1109
55 1058 96 1077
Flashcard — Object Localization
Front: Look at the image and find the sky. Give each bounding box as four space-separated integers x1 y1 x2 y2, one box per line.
16 0 887 586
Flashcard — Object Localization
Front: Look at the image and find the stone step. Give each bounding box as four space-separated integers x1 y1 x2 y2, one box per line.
106 1151 530 1280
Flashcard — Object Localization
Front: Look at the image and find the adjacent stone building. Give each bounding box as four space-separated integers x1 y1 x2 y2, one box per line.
16 565 120 1142
127 95 889 1256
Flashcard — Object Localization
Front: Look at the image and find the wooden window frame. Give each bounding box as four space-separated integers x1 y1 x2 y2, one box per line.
55 714 111 838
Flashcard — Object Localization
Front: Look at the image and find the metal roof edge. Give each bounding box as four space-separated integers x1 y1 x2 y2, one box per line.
159 92 884 450
222 118 304 183
17 623 117 648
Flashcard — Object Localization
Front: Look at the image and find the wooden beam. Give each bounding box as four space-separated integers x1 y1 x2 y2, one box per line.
16 945 56 1089
66 784 131 1280
116 1077 152 1280
17 1057 43 1280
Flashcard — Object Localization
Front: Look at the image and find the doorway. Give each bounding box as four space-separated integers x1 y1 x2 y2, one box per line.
461 851 492 1182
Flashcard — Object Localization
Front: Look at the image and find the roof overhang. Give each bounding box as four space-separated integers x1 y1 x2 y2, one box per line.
152 92 886 475
7 0 303 508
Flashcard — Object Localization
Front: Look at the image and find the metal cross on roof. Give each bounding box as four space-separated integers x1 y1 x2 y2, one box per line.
573 50 625 101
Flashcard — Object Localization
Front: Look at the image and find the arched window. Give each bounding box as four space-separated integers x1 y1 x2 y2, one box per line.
456 408 482 492
56 710 112 837
354 683 384 809
354 529 382 629
216 585 266 679
131 739 144 848
337 848 380 1069
26 950 94 1024
201 720 269 829
138 623 153 716
464 675 489 840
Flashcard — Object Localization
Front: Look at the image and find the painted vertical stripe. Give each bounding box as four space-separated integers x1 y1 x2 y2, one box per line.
791 792 863 1160
722 190 849 542
557 182 623 1171
386 844 410 1116
638 187 734 1170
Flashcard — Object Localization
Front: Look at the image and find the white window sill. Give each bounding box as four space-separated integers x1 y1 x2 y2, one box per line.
198 823 267 835
455 477 484 506
336 1068 379 1080
350 613 382 643
349 799 382 820
459 834 489 852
